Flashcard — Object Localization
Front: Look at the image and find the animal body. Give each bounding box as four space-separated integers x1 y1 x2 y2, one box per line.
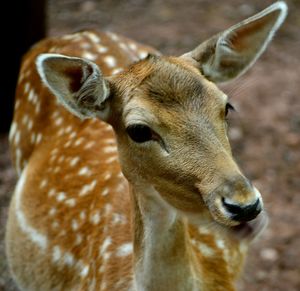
6 2 287 290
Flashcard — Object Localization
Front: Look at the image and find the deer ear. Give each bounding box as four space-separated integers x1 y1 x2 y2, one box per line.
36 53 110 119
181 1 287 83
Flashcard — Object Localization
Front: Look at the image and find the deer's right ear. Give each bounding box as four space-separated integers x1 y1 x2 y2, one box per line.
36 53 111 120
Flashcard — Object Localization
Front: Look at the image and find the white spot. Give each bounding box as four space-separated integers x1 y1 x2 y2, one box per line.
9 122 17 142
72 219 79 231
84 140 95 149
99 265 105 273
105 156 118 163
116 183 126 193
32 93 38 105
80 265 89 277
103 124 113 132
40 179 48 189
70 156 80 167
100 281 107 290
111 68 123 75
90 211 101 225
64 252 75 266
55 117 63 126
15 99 20 109
119 42 128 50
24 82 30 94
57 192 66 202
15 165 48 250
100 237 112 256
22 115 29 125
62 34 78 40
48 188 56 197
129 43 137 51
74 137 84 146
16 148 22 175
49 208 57 216
198 226 211 235
58 155 65 163
78 166 91 176
53 245 61 262
64 140 72 148
35 102 41 114
51 148 59 156
96 45 108 53
27 119 33 130
59 229 66 236
138 50 148 59
15 130 21 145
117 172 125 179
116 242 133 257
52 221 59 229
54 166 61 174
52 111 60 119
31 133 36 144
103 252 111 261
216 239 225 250
107 32 119 41
104 204 112 215
103 146 117 154
18 72 25 84
82 52 97 61
65 198 76 207
75 234 83 245
28 89 35 102
112 213 126 225
103 172 111 181
80 42 92 49
197 242 215 257
80 211 86 220
65 126 73 133
69 132 77 139
87 32 101 43
104 56 117 68
101 187 109 196
79 180 97 196
36 133 42 144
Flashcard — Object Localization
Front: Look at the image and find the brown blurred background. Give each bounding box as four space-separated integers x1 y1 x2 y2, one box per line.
1 0 299 290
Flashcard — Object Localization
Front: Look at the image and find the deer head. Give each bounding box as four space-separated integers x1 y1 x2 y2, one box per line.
36 2 287 240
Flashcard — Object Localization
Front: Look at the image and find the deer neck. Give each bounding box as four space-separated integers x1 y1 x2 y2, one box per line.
131 184 201 291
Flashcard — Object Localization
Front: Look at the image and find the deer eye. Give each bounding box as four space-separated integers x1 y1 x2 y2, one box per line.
225 103 235 117
126 124 154 143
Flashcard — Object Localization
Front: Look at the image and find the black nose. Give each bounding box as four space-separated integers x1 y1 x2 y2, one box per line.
222 198 262 222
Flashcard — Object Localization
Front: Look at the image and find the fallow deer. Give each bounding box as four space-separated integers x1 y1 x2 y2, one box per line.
6 2 287 290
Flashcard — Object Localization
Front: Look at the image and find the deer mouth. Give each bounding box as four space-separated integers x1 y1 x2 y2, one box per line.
229 211 268 241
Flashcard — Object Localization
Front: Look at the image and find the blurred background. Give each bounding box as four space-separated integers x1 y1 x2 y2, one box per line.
0 0 299 290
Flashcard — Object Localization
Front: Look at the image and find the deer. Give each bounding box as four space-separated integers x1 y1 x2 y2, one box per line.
5 2 287 290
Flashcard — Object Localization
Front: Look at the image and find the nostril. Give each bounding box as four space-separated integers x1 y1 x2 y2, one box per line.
222 198 262 222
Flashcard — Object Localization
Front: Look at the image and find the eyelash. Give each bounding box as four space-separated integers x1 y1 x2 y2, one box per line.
225 103 235 117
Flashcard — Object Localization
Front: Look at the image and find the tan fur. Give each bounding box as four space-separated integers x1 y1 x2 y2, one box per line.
6 3 287 290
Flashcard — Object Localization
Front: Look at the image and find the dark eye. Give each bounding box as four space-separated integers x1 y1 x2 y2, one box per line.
126 124 154 143
225 103 235 117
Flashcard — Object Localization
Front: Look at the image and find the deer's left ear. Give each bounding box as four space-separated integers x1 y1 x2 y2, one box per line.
181 1 287 83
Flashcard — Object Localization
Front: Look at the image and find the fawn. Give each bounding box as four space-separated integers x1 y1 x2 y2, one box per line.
6 2 287 290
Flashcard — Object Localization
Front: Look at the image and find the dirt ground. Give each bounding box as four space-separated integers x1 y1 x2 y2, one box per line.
1 0 299 290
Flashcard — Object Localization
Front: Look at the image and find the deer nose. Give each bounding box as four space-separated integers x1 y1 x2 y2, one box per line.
222 198 262 222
